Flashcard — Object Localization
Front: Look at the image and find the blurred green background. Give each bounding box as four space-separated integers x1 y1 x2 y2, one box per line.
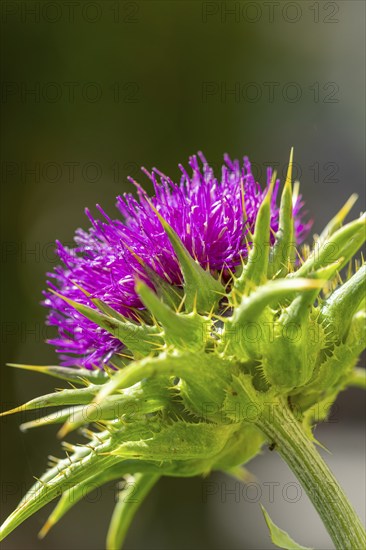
1 1 365 548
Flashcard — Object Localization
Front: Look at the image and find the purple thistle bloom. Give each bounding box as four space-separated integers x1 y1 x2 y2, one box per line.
43 152 311 369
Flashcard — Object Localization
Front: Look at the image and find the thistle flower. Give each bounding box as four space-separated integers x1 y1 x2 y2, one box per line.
43 152 310 369
1 151 365 550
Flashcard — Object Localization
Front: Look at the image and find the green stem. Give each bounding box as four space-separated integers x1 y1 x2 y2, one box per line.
255 402 366 550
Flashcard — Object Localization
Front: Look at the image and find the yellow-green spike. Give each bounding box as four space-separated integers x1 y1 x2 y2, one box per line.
317 193 358 246
232 171 277 297
268 148 295 278
6 363 107 385
294 213 365 278
0 385 100 417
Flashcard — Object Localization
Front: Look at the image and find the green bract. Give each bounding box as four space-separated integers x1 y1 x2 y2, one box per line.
1 156 365 549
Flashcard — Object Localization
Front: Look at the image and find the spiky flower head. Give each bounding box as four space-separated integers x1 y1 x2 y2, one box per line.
43 152 310 369
1 151 365 550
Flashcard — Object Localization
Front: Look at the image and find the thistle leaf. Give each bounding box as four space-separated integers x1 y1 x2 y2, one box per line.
230 278 323 324
300 318 366 396
95 351 232 423
337 230 366 271
214 423 265 471
321 264 366 339
39 463 129 539
224 278 323 358
59 377 171 437
20 379 170 434
49 290 162 358
281 261 341 327
0 431 122 541
106 474 160 550
136 279 210 351
112 422 235 461
261 505 312 549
